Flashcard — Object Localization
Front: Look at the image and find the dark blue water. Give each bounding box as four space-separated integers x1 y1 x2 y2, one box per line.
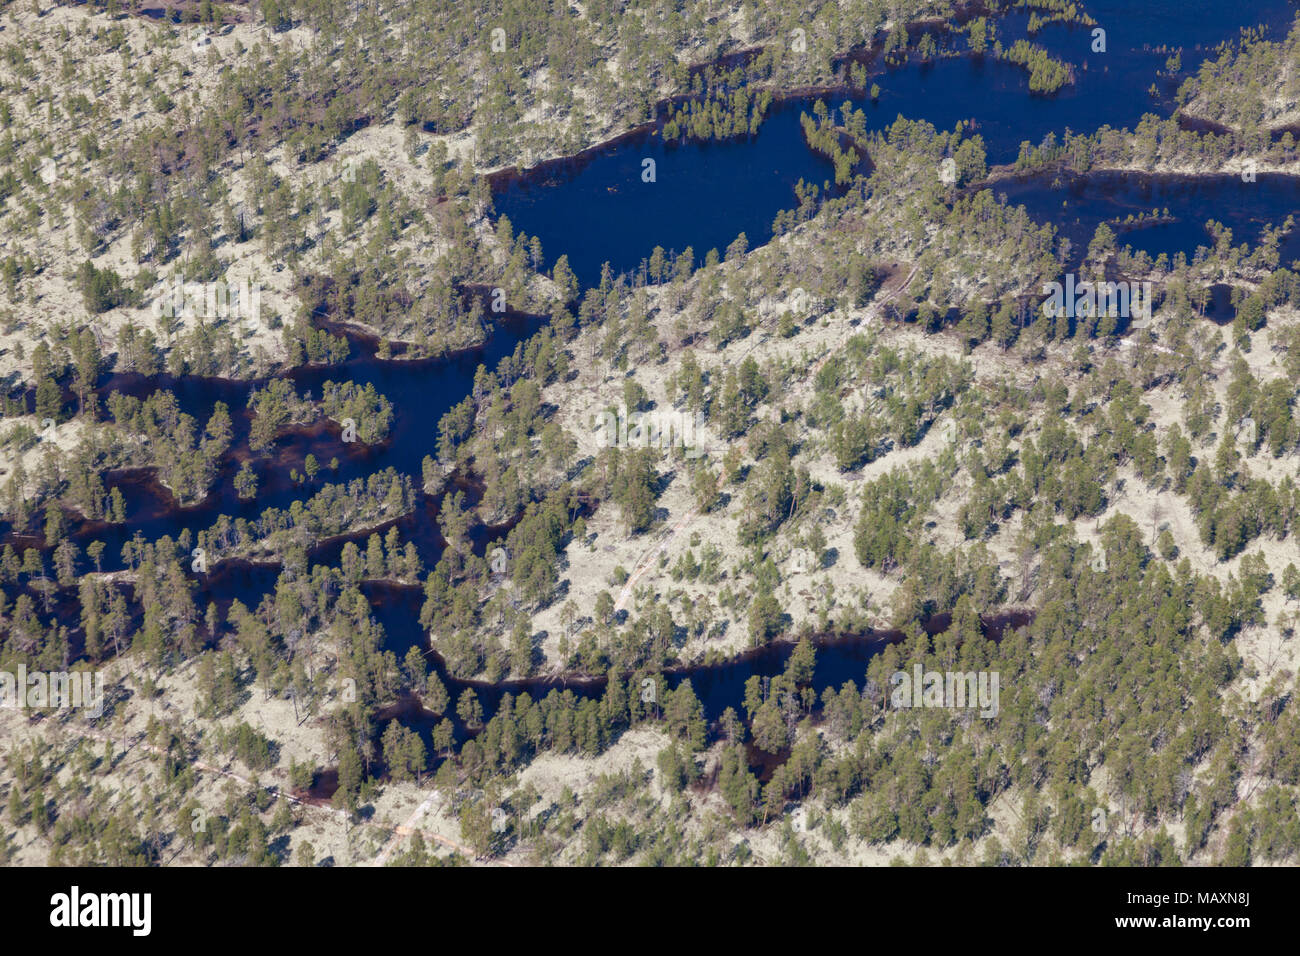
1084 0 1295 52
492 103 840 290
371 578 896 724
370 578 1027 765
52 313 545 572
387 630 897 764
996 172 1300 268
494 2 1300 286
370 573 859 754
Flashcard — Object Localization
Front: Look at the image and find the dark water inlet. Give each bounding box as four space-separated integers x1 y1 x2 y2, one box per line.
367 577 1032 762
493 2 1300 287
2 311 545 564
995 171 1300 270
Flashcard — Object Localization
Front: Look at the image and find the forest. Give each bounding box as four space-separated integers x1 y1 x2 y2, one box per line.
0 0 1298 870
